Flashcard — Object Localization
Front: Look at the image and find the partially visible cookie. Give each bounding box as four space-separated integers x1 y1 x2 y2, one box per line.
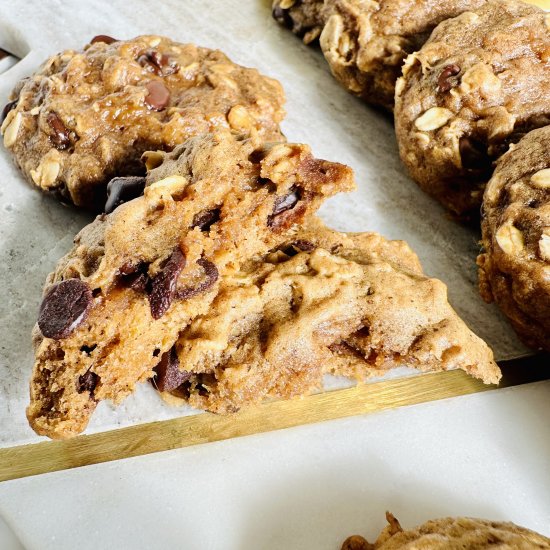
1 35 285 210
272 0 326 44
27 130 354 439
157 219 500 414
394 0 550 217
342 512 550 549
478 126 550 351
319 0 486 110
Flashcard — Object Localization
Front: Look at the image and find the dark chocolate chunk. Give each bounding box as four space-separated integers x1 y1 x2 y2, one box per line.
291 239 315 252
149 248 186 319
145 80 170 111
119 262 151 293
175 258 219 301
90 35 117 45
153 346 191 392
191 208 220 231
77 370 99 394
137 49 179 77
282 239 316 257
437 64 461 93
38 279 93 339
47 112 71 150
104 176 146 213
268 186 301 226
1 101 16 124
459 136 492 171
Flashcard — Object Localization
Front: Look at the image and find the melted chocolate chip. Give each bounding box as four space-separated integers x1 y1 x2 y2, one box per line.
145 80 170 111
104 176 146 213
149 248 186 319
119 262 151 293
459 136 492 171
1 101 16 124
268 186 301 227
47 112 71 150
175 258 219 301
191 208 220 231
153 346 191 392
282 239 316 257
90 35 117 45
292 239 315 252
137 49 179 77
437 64 461 93
38 279 93 339
77 370 99 394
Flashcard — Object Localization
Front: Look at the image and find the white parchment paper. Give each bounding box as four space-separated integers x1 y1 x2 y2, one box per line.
0 0 528 447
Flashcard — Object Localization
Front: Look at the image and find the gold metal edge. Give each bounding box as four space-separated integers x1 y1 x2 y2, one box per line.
2 353 548 483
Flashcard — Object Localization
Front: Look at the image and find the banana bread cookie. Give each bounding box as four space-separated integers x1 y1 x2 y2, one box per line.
394 0 550 217
478 126 550 351
157 220 500 414
272 0 326 44
1 35 285 210
342 512 550 549
319 0 486 110
27 130 354 439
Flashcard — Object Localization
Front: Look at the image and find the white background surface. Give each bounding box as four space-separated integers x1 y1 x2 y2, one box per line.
0 1 548 548
0 0 528 448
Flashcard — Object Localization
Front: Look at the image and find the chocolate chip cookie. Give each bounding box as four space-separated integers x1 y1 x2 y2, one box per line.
27 130 354 439
394 0 550 217
478 126 550 352
272 0 326 44
157 219 499 414
342 512 550 549
319 0 486 110
1 35 285 210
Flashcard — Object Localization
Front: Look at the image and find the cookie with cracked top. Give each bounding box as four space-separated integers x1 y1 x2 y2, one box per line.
394 0 550 218
158 219 499 415
478 126 550 352
319 0 486 110
1 35 285 210
27 130 354 439
341 512 550 549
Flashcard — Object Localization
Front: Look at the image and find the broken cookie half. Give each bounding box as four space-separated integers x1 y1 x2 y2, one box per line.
28 130 354 439
155 220 500 414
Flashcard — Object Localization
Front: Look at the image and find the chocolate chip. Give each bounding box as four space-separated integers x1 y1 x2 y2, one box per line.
282 239 316 257
47 112 71 150
77 370 99 394
119 262 150 293
104 176 146 213
149 248 186 319
268 186 301 227
191 208 220 231
292 239 315 252
437 64 461 93
144 80 170 111
38 279 93 339
1 101 16 124
153 346 191 392
90 35 117 45
137 49 179 77
459 136 491 171
175 258 218 301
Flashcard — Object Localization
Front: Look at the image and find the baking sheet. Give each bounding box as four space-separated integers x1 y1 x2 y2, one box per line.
0 0 529 448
